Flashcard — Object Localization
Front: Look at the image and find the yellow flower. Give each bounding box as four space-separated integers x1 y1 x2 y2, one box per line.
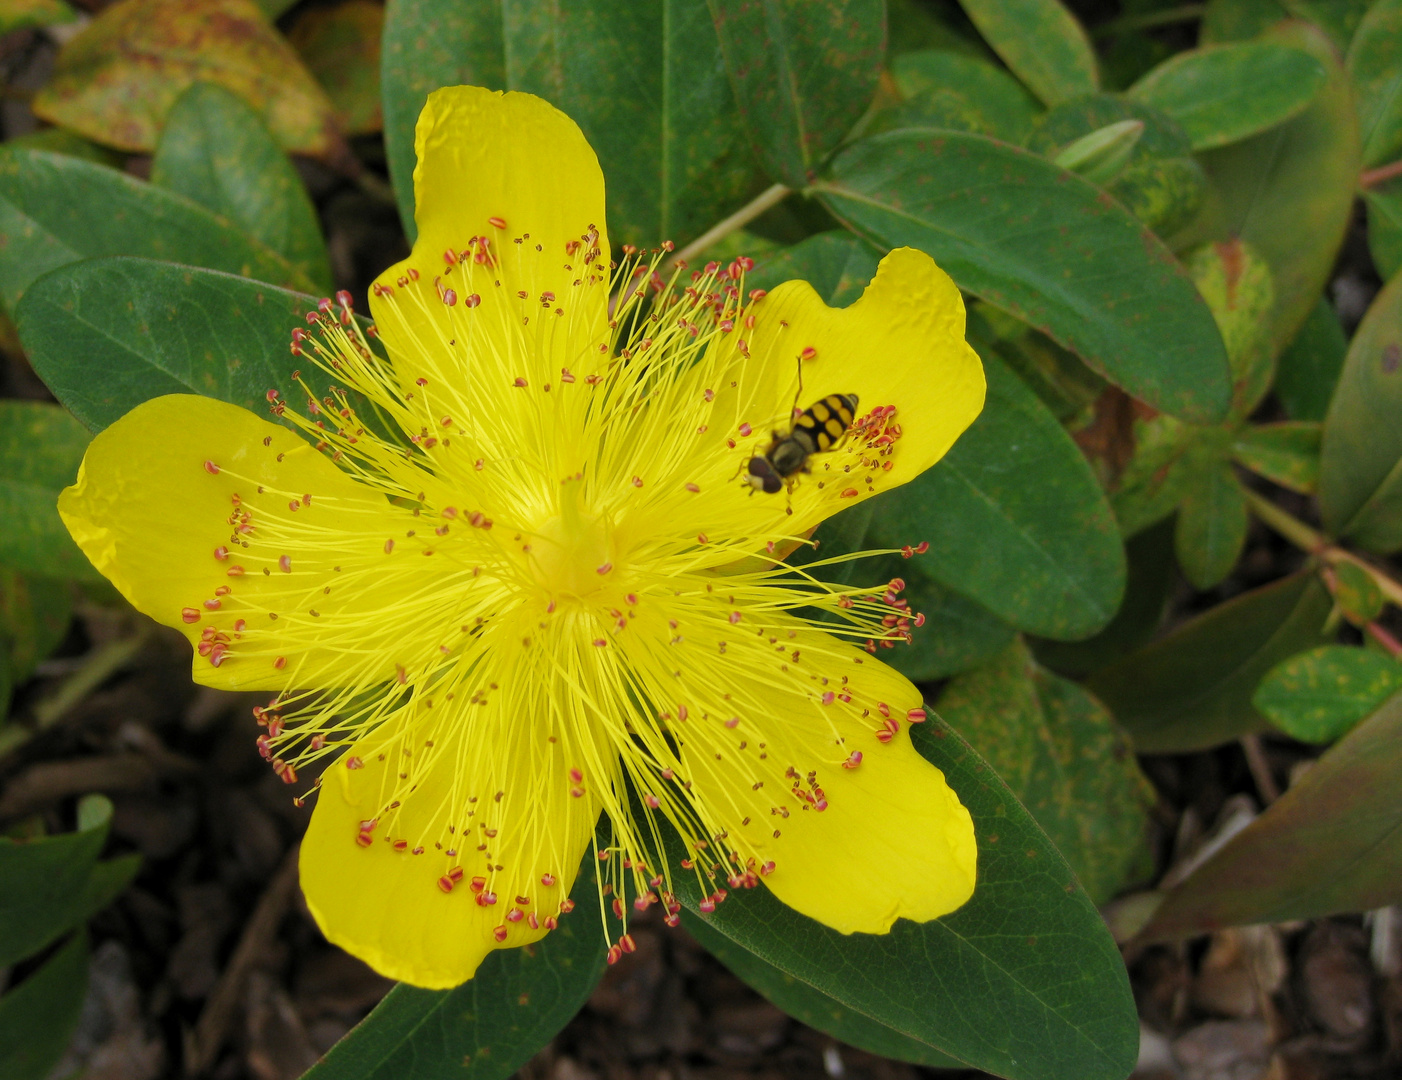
59 87 985 989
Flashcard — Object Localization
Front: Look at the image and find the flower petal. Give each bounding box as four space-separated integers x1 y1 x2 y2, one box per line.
58 394 429 692
369 86 613 413
616 593 976 933
300 705 601 989
694 247 985 538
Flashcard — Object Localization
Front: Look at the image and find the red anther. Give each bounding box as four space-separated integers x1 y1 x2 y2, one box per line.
305 309 320 324
821 691 835 705
698 898 715 913
884 716 900 734
876 728 894 743
814 798 828 812
645 794 660 808
559 898 575 913
182 607 200 624
677 705 689 722
448 867 464 882
316 296 333 314
356 830 375 848
738 422 752 437
407 267 420 280
468 876 486 893
233 619 246 632
208 643 227 667
213 546 230 561
442 287 457 306
727 873 744 888
569 767 583 783
273 759 297 784
443 249 458 265
907 708 928 723
465 293 481 308
724 717 740 729
736 255 755 271
665 913 680 927
913 612 927 628
203 598 221 611
901 545 914 558
619 933 637 953
840 487 859 499
488 216 507 229
506 908 524 923
611 898 624 919
309 733 325 751
266 389 280 402
392 839 408 851
438 875 455 893
718 319 734 332
916 541 930 554
591 639 606 649
346 756 363 769
697 532 708 545
680 858 694 870
483 891 497 905
203 459 220 475
877 701 891 718
749 288 768 301
544 915 559 930
596 562 613 575
801 346 817 361
607 945 622 965
256 735 272 759
760 861 776 876
541 873 557 886
728 611 741 624
273 656 287 670
278 555 291 573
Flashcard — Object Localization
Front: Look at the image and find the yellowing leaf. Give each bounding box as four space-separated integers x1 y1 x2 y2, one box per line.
32 0 343 158
287 0 383 136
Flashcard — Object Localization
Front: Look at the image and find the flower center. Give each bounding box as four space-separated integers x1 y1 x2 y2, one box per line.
523 484 614 601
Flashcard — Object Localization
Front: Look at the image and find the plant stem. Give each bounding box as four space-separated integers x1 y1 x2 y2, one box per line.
1242 487 1402 609
1092 3 1205 38
665 182 791 270
1361 159 1402 189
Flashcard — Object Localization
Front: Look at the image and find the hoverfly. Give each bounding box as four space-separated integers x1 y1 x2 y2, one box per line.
744 392 860 494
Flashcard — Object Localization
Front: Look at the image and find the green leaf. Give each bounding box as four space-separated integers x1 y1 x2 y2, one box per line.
889 49 1043 143
0 932 89 1080
303 859 608 1080
0 0 76 34
1129 42 1326 151
1026 93 1206 235
1319 269 1402 552
937 640 1154 904
15 257 328 434
1366 179 1402 283
1088 570 1333 753
673 715 1138 1079
0 400 98 582
1254 644 1402 743
0 147 315 313
381 0 504 238
1186 21 1360 355
1232 421 1321 494
1284 0 1372 51
1142 691 1402 938
965 301 1106 423
0 794 112 968
0 569 73 686
1174 459 1248 590
1331 560 1384 625
815 128 1232 423
1052 119 1144 184
6 127 123 168
684 915 966 1069
287 0 384 135
867 354 1125 639
709 0 885 187
955 0 1098 106
1110 416 1217 538
1031 517 1177 677
1199 0 1289 44
747 230 881 308
1275 296 1347 422
72 852 142 924
381 0 759 249
1347 0 1402 167
151 82 332 292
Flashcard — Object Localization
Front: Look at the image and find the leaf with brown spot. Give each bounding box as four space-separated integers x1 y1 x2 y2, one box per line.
287 0 383 136
32 0 343 159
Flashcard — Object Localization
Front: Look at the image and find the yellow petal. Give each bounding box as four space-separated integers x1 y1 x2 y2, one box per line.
58 394 415 692
618 596 977 934
368 86 613 412
685 247 985 542
300 705 601 988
